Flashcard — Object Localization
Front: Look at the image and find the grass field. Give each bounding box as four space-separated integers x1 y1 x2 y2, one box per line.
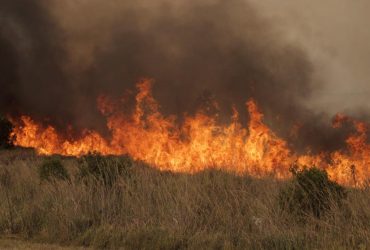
0 149 369 249
0 236 89 250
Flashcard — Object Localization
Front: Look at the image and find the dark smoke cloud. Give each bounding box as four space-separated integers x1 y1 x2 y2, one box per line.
0 0 75 125
0 0 362 151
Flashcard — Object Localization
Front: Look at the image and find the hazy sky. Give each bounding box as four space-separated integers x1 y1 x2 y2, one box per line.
250 0 370 115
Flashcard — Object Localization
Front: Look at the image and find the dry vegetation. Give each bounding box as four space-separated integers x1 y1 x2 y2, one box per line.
0 236 89 250
0 149 369 250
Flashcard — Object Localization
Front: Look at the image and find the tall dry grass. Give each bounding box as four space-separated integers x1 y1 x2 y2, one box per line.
0 149 369 249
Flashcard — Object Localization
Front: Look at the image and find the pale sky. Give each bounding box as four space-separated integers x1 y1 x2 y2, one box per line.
250 0 370 115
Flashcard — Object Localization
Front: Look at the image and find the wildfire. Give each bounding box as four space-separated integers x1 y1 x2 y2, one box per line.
11 80 369 186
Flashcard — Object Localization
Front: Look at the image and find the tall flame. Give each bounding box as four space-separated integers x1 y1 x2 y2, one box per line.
11 80 369 186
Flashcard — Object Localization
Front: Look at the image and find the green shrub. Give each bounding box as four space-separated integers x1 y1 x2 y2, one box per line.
38 158 70 182
0 116 14 149
78 153 133 186
279 167 347 218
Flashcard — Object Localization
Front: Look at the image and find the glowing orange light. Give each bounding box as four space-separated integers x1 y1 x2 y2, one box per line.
11 80 370 186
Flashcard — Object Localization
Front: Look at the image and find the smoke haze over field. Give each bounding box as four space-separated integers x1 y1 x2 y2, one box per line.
249 0 370 115
0 0 368 151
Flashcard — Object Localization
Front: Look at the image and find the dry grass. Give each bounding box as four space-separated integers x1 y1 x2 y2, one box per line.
0 149 369 249
0 236 89 250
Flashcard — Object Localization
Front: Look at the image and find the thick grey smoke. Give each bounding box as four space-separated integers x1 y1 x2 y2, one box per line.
0 0 363 151
0 0 74 125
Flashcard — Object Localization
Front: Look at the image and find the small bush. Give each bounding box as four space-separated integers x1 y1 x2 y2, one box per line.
78 153 133 186
0 116 14 149
279 167 347 218
38 158 70 182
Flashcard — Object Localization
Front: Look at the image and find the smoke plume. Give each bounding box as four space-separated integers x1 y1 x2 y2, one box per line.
0 0 365 151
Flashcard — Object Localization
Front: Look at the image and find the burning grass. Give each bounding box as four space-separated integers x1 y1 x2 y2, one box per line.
9 80 370 187
0 150 369 249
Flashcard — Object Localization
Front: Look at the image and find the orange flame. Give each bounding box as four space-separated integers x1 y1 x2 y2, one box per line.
11 80 369 186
